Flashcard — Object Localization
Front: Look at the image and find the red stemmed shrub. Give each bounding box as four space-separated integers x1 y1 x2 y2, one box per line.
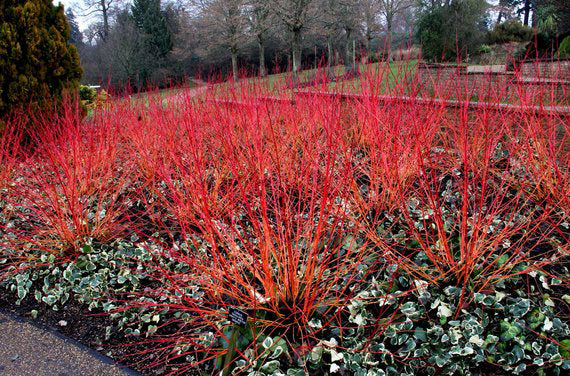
354 96 568 308
4 103 135 260
0 122 22 191
113 89 397 373
105 73 569 374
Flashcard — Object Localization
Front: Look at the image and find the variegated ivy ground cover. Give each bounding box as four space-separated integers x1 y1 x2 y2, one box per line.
1 83 569 375
2 238 569 375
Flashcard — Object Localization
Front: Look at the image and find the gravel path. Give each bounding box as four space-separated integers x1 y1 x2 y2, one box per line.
0 311 138 376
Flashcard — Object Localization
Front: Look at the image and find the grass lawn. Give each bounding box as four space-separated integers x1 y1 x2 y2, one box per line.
326 60 419 94
128 81 197 105
87 60 567 117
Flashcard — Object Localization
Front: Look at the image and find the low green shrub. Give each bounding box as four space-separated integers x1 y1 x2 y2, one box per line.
487 20 533 45
478 44 493 54
79 86 97 102
79 86 110 112
559 36 570 57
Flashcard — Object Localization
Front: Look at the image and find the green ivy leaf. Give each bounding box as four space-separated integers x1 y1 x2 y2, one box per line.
401 302 417 316
262 336 273 349
270 346 283 359
310 346 323 363
260 359 280 373
42 295 57 305
17 286 26 300
399 338 416 355
513 363 526 374
437 303 453 318
496 254 509 267
414 327 427 342
286 369 305 376
528 309 545 329
474 293 494 306
559 339 570 358
147 325 158 336
508 298 530 317
432 353 450 367
499 320 521 341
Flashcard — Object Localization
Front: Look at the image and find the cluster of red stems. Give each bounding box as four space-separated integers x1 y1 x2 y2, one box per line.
0 61 568 373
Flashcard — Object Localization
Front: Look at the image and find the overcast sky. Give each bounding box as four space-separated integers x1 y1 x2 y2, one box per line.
54 0 94 31
56 0 504 33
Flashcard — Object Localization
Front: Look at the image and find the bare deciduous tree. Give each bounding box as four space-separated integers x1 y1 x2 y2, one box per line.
335 0 362 70
274 0 317 74
194 0 247 80
317 0 361 71
361 0 381 55
318 0 341 68
246 0 273 76
377 0 413 54
106 10 145 85
79 0 120 40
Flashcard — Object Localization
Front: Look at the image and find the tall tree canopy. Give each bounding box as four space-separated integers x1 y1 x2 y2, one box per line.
0 0 82 118
417 0 489 62
66 8 84 47
130 0 173 85
131 0 173 59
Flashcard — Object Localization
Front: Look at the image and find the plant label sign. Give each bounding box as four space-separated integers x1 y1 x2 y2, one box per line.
228 307 248 328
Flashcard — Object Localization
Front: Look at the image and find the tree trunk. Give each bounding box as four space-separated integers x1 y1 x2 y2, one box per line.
231 47 238 81
366 29 373 57
292 29 302 75
258 36 266 77
386 14 393 61
345 28 353 70
101 0 109 40
327 39 335 78
523 0 531 26
353 39 356 67
327 39 333 68
314 45 317 69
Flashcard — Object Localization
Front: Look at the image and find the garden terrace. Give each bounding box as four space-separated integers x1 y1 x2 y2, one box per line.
519 58 570 81
417 63 569 105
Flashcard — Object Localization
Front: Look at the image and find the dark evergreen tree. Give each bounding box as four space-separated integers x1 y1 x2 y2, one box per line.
416 0 489 62
129 0 173 86
0 1 82 118
66 8 84 47
131 0 173 59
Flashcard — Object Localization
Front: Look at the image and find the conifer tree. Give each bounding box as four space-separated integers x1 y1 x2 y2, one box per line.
66 8 84 47
130 0 172 85
0 1 82 118
131 0 172 59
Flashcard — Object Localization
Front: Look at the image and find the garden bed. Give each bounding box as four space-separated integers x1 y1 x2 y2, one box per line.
1 76 569 375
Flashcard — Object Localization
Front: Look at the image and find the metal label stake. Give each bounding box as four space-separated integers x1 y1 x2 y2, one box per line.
222 307 248 376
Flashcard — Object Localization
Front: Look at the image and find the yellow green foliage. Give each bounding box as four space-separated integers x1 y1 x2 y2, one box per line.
0 0 82 118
